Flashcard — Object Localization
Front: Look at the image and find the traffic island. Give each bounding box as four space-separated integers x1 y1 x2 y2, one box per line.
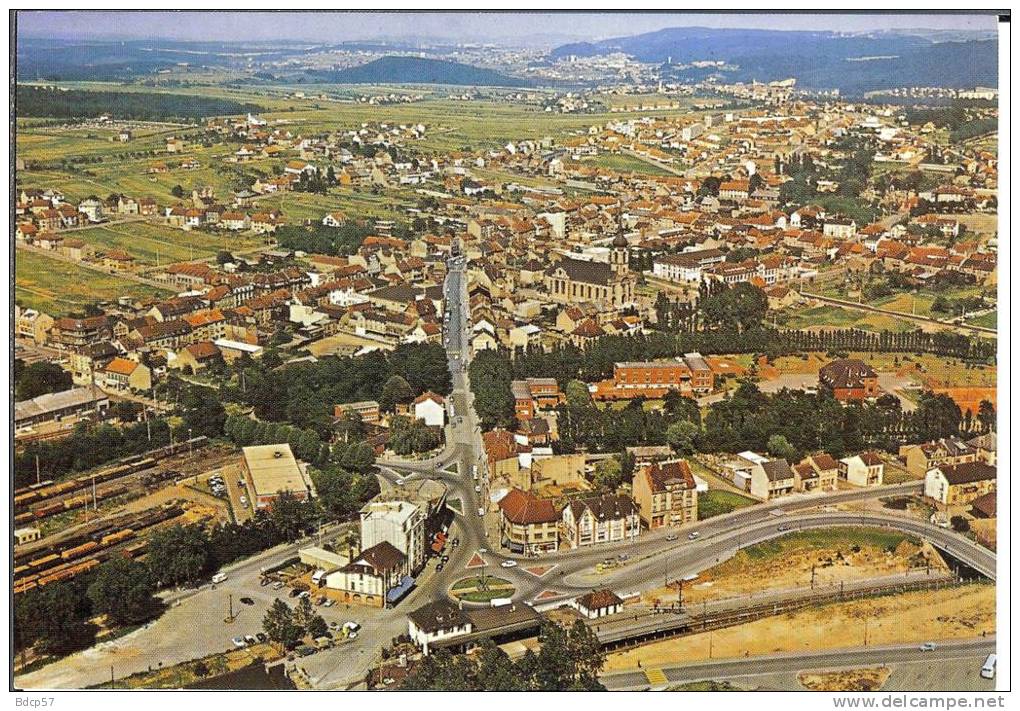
450 575 516 603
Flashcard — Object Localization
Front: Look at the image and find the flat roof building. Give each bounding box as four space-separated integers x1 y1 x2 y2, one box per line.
241 444 314 509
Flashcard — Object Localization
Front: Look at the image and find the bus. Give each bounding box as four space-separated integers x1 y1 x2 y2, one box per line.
981 653 996 679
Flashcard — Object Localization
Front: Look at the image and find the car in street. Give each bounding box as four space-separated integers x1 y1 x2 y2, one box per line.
474 485 481 493
688 531 700 540
239 597 254 606
239 495 248 506
396 478 404 486
272 581 284 590
298 590 311 599
500 560 517 568
665 533 678 541
436 563 444 572
777 523 791 532
919 642 938 652
231 636 246 648
211 572 228 584
478 547 488 554
441 554 449 563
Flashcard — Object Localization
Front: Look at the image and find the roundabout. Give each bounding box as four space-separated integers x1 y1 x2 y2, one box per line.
450 575 517 603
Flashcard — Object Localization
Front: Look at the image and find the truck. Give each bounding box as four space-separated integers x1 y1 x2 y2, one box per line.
472 465 478 480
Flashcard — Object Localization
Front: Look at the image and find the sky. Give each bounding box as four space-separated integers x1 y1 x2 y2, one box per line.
16 11 1000 46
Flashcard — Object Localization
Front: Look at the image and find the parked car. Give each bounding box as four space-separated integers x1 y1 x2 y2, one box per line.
295 645 316 657
298 590 311 599
211 572 227 584
436 563 445 572
323 599 335 608
244 635 258 646
231 636 246 648
239 597 254 606
665 533 678 542
256 633 268 643
272 581 284 590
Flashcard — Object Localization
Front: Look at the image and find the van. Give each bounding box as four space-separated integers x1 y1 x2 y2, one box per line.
311 569 326 586
981 653 996 679
211 572 227 584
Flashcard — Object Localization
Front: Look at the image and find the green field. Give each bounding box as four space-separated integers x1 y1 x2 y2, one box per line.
697 490 757 520
739 528 917 562
589 152 676 176
967 310 997 329
780 305 916 333
73 221 266 266
16 249 172 315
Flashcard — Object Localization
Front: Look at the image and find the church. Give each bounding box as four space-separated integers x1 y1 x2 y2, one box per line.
543 229 635 311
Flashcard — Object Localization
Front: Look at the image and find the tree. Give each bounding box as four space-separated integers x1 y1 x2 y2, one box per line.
215 250 234 265
14 361 73 400
306 613 328 639
171 184 185 198
379 375 414 412
950 516 971 533
666 420 700 455
15 581 97 655
766 434 797 461
262 599 302 650
269 491 313 541
977 400 996 433
564 379 591 409
146 524 210 587
87 557 158 625
592 457 623 492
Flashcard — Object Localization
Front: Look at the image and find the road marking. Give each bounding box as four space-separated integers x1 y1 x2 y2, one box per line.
644 668 668 686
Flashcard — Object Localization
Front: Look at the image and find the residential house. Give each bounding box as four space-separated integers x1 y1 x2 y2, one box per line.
561 494 640 548
838 452 885 487
749 459 796 500
497 488 560 555
923 462 996 508
631 459 699 529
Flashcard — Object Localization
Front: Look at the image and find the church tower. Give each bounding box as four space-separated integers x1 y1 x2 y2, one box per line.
610 206 629 276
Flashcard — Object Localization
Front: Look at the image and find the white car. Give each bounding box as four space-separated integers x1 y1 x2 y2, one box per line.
500 560 518 568
688 531 700 540
919 642 937 652
239 495 247 506
231 636 246 648
474 485 481 493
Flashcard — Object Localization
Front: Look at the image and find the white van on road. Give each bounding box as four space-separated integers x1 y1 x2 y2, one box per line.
981 653 997 679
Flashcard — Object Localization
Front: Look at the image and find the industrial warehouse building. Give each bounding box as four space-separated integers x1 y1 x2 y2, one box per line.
240 444 315 509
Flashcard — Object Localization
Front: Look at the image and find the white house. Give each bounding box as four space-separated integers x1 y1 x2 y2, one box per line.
838 452 885 487
412 391 446 428
570 589 624 619
407 600 473 655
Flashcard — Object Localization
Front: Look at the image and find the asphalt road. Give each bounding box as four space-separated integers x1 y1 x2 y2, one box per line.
601 637 997 690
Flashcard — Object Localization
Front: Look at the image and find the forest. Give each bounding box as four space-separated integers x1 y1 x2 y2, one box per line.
16 86 260 121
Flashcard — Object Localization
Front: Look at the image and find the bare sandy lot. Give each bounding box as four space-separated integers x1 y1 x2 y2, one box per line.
608 584 995 671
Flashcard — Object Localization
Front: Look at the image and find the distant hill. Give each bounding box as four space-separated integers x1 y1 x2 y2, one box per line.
313 56 530 87
551 27 997 95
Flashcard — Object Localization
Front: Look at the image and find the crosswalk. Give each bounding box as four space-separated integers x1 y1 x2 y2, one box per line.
644 668 668 687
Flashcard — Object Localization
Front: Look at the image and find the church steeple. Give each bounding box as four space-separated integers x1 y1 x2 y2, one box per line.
610 203 629 275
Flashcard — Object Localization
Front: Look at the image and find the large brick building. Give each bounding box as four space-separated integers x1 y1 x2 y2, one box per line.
818 358 880 401
606 353 714 398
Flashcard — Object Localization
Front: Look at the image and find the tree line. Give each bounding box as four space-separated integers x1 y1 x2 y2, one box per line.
401 621 606 691
17 86 260 121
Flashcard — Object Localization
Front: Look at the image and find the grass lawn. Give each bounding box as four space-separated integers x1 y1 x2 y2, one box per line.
450 575 515 602
697 490 757 520
739 527 916 562
16 249 172 315
780 305 915 333
967 310 997 329
588 152 676 176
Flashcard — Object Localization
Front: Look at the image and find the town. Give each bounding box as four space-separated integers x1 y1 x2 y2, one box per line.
12 12 1000 695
